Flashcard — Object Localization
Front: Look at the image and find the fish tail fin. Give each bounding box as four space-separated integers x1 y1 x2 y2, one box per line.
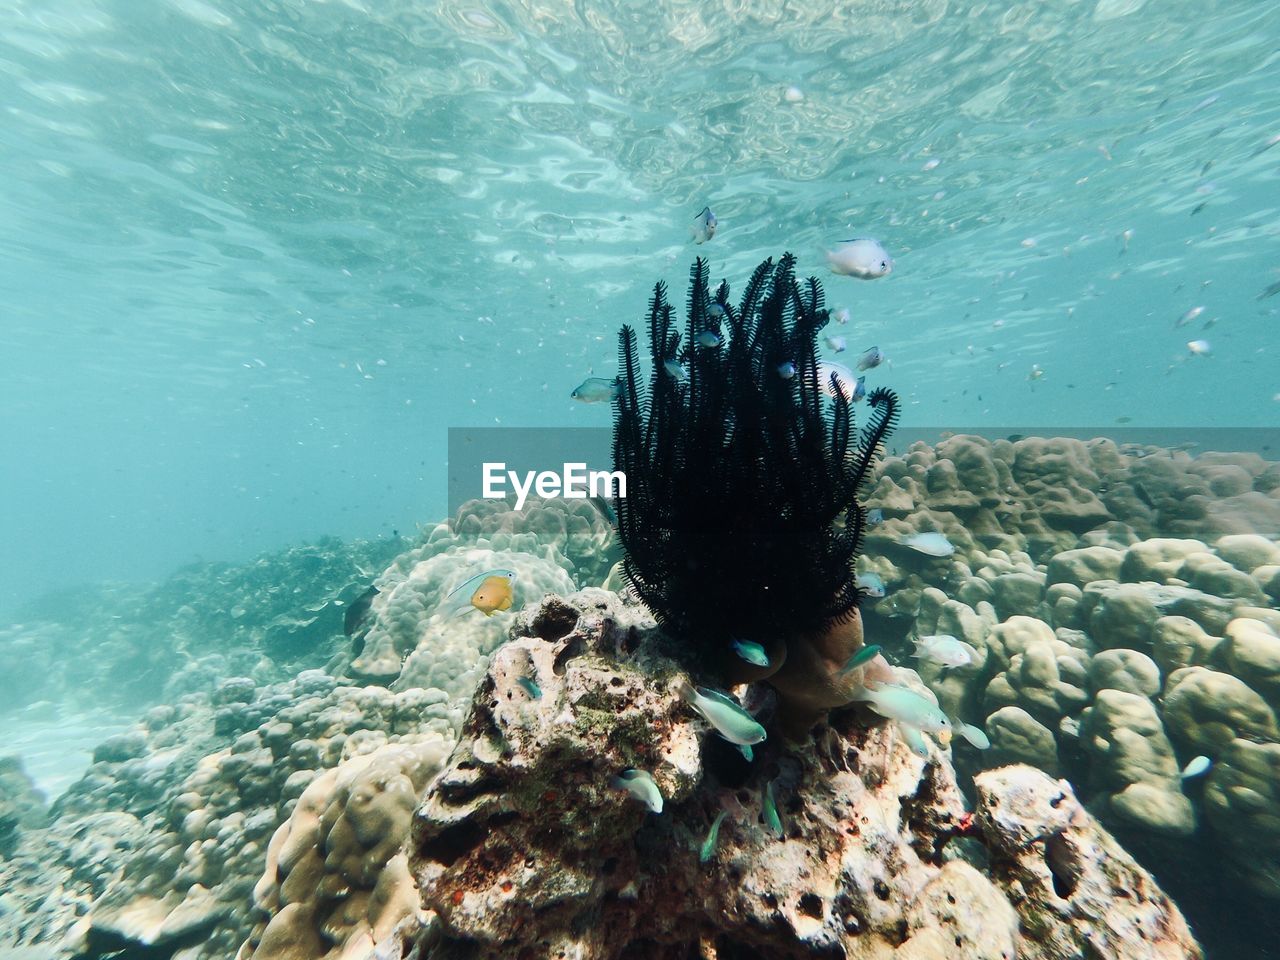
676 680 697 705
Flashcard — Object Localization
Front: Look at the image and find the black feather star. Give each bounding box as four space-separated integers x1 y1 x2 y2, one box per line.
611 254 898 675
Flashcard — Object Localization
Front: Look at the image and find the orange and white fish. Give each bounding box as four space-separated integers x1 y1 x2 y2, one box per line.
444 569 516 617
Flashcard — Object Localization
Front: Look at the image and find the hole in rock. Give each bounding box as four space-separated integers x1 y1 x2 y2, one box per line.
798 893 823 918
531 601 579 643
1045 831 1081 900
419 817 493 867
714 938 773 960
553 636 587 676
702 737 752 788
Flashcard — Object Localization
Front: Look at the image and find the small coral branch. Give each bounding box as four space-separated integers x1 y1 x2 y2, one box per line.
612 254 898 681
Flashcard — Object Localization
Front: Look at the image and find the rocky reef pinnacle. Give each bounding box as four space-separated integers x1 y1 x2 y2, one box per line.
396 591 1198 960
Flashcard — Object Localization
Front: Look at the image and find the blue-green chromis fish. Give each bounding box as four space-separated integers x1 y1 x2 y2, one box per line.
953 719 990 750
731 639 770 668
611 769 663 813
517 676 541 699
677 682 767 746
1181 755 1211 780
700 809 729 863
854 683 951 737
856 572 887 599
839 644 882 675
571 377 620 403
762 781 783 840
899 721 931 758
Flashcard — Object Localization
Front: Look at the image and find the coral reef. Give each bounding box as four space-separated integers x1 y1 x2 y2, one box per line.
344 545 575 691
854 434 1280 904
0 536 405 714
2 433 1276 960
0 671 458 958
0 756 46 858
398 591 1198 959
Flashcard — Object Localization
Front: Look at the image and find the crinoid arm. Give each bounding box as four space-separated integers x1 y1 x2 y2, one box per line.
611 255 899 674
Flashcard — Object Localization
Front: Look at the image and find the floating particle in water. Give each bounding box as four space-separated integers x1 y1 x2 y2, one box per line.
1021 237 1037 248
922 157 940 171
784 85 804 102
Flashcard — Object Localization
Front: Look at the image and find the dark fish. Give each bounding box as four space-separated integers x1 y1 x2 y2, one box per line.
588 495 617 527
1257 280 1280 301
344 584 379 639
1006 433 1025 442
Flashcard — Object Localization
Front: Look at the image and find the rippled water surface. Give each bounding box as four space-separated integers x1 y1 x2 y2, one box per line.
1 0 1277 605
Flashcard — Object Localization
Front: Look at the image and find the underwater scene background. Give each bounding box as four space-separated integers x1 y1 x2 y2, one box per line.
1 1 1278 958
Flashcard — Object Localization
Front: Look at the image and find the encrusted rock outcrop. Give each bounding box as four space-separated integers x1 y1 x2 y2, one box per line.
392 592 1200 959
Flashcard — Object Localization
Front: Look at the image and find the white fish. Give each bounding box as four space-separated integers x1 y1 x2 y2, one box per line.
663 359 689 382
691 206 717 244
824 335 847 353
1028 364 1044 382
856 346 884 371
900 532 955 557
677 682 766 746
853 683 951 736
899 721 931 758
695 330 722 349
611 769 663 813
826 238 893 280
777 361 797 379
912 634 977 669
953 719 990 749
784 85 805 103
856 571 886 598
1181 755 1211 780
1175 306 1204 328
1187 339 1211 356
817 362 865 401
571 377 619 403
833 307 850 324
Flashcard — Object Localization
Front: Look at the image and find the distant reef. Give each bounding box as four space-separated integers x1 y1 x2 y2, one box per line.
1 436 1277 959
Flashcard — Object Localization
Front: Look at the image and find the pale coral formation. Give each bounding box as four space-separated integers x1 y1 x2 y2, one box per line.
241 739 450 960
347 545 575 689
854 435 1280 900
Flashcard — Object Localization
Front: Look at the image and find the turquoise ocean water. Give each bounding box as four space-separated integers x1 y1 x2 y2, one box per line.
1 4 1279 958
1 0 1277 616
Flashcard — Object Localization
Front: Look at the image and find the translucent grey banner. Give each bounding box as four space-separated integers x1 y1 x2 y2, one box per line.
446 426 1278 518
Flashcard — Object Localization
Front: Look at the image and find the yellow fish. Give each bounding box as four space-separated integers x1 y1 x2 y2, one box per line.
444 569 516 618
